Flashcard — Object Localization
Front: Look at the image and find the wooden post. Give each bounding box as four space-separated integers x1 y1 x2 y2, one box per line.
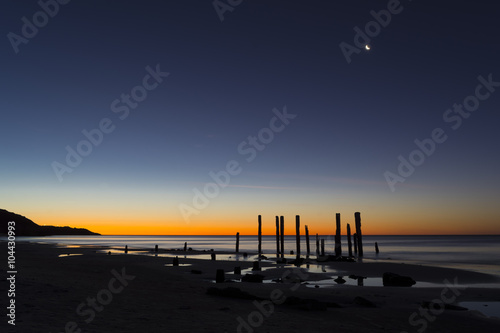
347 224 353 257
125 245 128 254
353 233 358 255
258 215 262 260
173 256 179 266
305 225 310 258
280 216 284 260
320 239 325 256
295 215 300 260
236 232 240 253
275 216 280 258
316 233 320 257
154 244 158 253
335 213 342 257
211 253 216 261
216 269 225 283
355 212 363 256
184 242 187 252
375 242 380 254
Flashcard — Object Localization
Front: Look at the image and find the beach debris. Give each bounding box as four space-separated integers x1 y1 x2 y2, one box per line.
252 261 261 271
305 225 310 258
354 296 376 308
234 266 241 275
235 232 239 253
355 212 363 256
241 274 264 283
295 215 301 260
375 242 380 254
335 213 342 257
334 276 346 284
124 245 128 254
383 272 416 287
206 287 260 300
173 256 179 266
347 223 353 257
216 269 225 283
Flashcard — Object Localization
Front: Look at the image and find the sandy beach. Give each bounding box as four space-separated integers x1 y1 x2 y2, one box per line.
2 241 500 333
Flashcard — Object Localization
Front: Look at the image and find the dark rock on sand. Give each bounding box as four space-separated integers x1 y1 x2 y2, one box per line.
383 272 416 287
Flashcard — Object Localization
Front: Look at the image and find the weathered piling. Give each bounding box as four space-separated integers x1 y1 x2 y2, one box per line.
305 225 310 258
275 216 280 257
295 215 300 260
236 232 240 253
316 233 320 257
320 239 325 256
216 269 225 283
353 233 358 254
355 212 363 256
125 245 128 254
211 253 216 261
258 215 262 260
335 213 342 257
154 244 158 253
347 224 353 257
280 216 284 260
375 242 379 254
184 242 187 252
173 256 179 266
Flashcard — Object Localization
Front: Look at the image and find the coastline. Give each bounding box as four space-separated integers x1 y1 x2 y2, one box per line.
3 241 500 332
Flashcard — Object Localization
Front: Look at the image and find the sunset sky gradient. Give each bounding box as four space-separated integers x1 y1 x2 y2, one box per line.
1 1 499 235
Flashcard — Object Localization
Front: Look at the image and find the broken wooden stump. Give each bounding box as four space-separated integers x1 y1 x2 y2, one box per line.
335 213 342 257
295 215 300 260
235 232 240 253
347 224 353 257
355 212 363 256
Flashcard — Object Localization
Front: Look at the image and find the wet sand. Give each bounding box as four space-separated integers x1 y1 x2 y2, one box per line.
2 241 500 333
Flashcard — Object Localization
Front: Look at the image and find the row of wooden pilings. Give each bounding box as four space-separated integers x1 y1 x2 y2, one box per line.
236 212 365 260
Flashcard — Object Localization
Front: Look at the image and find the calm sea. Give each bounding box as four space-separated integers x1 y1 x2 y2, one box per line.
13 235 500 276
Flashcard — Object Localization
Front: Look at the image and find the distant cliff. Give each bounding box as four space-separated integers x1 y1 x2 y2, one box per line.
0 209 100 236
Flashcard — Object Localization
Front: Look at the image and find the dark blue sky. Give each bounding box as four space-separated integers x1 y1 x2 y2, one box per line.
1 1 499 234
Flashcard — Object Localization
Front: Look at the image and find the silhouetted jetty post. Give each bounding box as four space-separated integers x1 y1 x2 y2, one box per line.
216 269 225 283
258 215 262 261
173 256 179 266
211 252 216 261
125 245 128 254
320 239 325 256
275 216 280 258
347 224 353 257
375 242 379 254
155 244 158 253
295 215 301 260
305 225 310 258
183 242 187 252
335 213 342 257
235 232 240 253
355 212 363 256
280 216 284 260
353 233 358 255
316 233 320 257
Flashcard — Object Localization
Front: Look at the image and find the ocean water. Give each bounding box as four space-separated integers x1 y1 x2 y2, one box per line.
13 235 500 277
